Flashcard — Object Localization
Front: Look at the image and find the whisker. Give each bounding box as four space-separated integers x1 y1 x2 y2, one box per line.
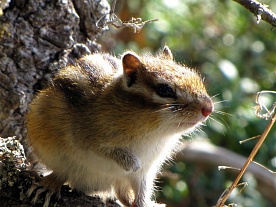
218 116 230 129
155 104 192 114
153 106 174 113
209 116 223 126
173 108 184 113
211 93 220 99
211 114 230 130
214 110 233 117
208 117 226 136
163 103 188 107
154 103 190 113
196 127 204 133
213 100 230 105
177 122 181 129
201 122 207 127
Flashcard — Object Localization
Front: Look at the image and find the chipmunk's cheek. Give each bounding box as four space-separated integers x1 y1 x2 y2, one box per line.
170 108 212 131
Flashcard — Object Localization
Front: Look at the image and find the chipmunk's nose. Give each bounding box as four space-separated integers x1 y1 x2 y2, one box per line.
201 97 214 117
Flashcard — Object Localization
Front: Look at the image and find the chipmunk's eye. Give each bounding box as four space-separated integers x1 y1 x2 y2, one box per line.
156 84 176 98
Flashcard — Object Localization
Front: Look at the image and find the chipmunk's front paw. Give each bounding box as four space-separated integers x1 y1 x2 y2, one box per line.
26 172 64 207
26 183 60 207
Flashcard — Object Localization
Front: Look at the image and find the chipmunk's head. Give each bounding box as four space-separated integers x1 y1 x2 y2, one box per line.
119 46 214 134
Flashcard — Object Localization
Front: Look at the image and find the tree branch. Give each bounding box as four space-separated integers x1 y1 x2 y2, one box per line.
233 0 276 27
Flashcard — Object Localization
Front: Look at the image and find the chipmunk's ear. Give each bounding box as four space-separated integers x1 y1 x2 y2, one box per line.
122 52 142 87
162 46 173 60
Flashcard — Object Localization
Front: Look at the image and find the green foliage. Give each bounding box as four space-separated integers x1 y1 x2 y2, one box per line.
104 0 276 206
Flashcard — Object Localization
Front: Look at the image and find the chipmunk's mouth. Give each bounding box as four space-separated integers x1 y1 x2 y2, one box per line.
176 116 206 128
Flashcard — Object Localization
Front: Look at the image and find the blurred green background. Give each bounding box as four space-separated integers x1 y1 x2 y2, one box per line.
100 0 276 206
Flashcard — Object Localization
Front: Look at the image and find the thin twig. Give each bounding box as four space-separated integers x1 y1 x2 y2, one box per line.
110 17 159 33
252 161 276 174
216 111 276 207
218 166 240 171
96 0 158 33
239 135 260 144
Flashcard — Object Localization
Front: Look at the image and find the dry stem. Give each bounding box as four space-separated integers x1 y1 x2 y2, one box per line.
215 111 276 207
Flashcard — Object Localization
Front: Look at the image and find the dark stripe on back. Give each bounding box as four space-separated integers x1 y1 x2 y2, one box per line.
54 77 87 108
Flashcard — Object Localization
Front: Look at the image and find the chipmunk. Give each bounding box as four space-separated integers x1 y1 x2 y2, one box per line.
26 46 214 207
